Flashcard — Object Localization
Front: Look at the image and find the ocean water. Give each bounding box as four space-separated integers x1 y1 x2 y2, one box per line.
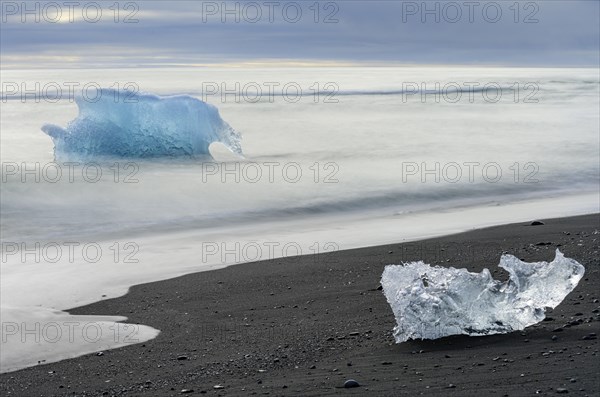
1 67 599 372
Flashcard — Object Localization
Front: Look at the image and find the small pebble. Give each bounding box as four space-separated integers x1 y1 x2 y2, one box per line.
344 379 360 388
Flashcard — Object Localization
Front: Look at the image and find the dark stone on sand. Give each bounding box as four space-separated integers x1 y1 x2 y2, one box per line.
530 221 545 226
177 355 188 361
180 389 194 394
344 379 360 388
556 388 569 393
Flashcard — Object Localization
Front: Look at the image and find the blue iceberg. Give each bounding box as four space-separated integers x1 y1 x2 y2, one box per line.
42 89 242 159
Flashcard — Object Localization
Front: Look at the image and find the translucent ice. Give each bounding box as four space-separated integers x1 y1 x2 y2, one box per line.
42 89 241 159
381 249 584 343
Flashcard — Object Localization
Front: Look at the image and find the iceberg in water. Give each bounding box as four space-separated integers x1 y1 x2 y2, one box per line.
381 249 584 343
42 89 241 159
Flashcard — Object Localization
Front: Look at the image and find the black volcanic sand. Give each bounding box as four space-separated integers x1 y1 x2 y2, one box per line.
1 214 599 396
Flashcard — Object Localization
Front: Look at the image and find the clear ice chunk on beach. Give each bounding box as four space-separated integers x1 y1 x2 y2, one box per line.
42 89 242 160
381 249 585 343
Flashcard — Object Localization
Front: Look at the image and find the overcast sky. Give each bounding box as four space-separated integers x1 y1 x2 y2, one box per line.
1 0 598 68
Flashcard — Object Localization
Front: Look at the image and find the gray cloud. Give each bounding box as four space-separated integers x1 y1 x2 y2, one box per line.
1 1 598 67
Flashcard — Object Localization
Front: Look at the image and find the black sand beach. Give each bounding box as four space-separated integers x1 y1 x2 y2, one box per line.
1 214 599 396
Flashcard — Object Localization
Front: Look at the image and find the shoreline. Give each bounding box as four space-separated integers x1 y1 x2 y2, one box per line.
2 193 596 374
1 213 599 396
